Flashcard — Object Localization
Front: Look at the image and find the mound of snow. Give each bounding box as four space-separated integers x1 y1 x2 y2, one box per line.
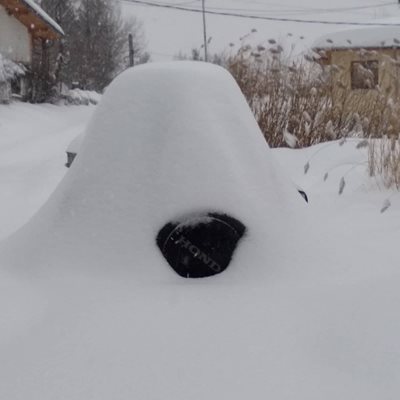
0 61 305 274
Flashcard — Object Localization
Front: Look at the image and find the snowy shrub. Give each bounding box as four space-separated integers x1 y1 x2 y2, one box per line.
0 53 25 103
0 54 25 83
60 89 101 105
223 44 339 147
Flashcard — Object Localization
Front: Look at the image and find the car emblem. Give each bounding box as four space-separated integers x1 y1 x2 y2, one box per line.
157 213 246 278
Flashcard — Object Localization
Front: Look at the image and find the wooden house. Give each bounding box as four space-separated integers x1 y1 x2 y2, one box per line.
0 0 63 101
313 27 400 107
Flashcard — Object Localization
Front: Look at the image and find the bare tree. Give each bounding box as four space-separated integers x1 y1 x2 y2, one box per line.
39 0 77 87
71 0 147 91
36 0 147 99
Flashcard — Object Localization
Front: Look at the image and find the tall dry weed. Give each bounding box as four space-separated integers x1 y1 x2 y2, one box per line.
224 43 400 150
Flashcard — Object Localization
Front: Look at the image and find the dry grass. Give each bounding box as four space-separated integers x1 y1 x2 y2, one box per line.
182 39 400 188
368 136 400 189
223 43 400 150
223 43 400 189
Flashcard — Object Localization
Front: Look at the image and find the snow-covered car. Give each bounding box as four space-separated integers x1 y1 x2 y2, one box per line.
0 62 397 399
64 116 309 205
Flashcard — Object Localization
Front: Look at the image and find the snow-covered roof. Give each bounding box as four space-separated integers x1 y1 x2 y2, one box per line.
21 0 64 36
0 0 64 37
313 26 400 50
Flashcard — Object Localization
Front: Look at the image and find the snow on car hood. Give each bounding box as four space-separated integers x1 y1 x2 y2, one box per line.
1 62 399 400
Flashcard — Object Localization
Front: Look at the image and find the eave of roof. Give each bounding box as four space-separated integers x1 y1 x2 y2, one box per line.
0 0 64 40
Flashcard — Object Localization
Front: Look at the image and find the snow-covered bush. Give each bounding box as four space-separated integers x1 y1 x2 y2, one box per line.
60 89 101 105
0 53 25 103
0 54 25 83
223 44 337 147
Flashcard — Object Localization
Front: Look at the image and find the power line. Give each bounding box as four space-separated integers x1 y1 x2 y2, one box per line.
186 2 398 16
122 0 396 14
122 0 400 26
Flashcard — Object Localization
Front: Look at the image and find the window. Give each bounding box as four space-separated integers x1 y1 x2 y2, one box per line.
351 60 379 89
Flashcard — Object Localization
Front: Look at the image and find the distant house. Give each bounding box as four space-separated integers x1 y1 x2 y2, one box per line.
313 27 400 104
0 0 64 102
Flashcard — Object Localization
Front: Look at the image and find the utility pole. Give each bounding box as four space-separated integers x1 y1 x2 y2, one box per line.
128 33 134 67
201 0 208 62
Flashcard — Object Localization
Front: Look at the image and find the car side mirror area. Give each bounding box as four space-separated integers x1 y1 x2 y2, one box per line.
298 189 308 203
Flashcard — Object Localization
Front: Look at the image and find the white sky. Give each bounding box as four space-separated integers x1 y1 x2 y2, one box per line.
120 0 400 61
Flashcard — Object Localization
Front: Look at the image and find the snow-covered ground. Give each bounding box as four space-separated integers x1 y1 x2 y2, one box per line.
0 102 95 239
0 62 399 398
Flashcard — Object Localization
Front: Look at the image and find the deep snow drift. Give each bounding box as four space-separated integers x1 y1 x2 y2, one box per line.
0 63 399 400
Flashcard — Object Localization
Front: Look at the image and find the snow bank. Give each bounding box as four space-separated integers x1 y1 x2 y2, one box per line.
314 26 400 49
0 61 306 275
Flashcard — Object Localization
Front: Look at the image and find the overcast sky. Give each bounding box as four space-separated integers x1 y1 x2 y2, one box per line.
120 0 400 61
